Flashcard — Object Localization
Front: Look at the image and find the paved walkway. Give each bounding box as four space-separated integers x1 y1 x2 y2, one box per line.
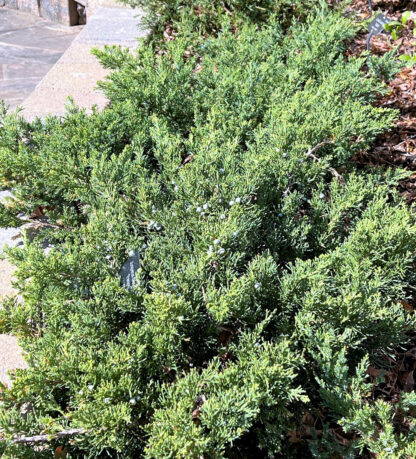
0 8 80 109
22 7 146 119
0 6 146 386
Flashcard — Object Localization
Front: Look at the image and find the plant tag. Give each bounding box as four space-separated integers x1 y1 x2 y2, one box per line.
368 13 390 35
367 14 390 50
120 250 140 290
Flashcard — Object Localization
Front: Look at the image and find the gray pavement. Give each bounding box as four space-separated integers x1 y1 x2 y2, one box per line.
0 8 80 108
22 7 146 119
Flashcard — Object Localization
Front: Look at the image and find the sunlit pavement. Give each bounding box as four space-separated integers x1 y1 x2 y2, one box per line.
0 8 80 109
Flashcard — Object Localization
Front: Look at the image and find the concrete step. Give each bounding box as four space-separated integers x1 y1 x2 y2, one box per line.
22 7 146 120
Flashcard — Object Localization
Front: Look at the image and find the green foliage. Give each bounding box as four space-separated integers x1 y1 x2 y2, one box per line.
0 3 415 458
146 328 306 458
384 11 412 41
120 0 322 37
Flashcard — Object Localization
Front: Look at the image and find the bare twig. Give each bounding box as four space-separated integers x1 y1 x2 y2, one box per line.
305 140 334 159
306 140 345 185
283 174 294 198
399 154 416 161
6 428 88 445
393 135 416 151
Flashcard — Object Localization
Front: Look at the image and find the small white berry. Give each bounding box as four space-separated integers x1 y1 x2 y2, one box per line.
104 398 110 404
235 197 241 203
218 248 225 255
319 193 325 199
233 231 238 237
219 168 225 174
128 250 135 257
196 207 202 213
129 398 136 405
88 384 94 391
254 282 261 289
213 239 220 245
203 203 209 210
174 186 179 192
220 214 226 220
282 153 287 158
229 200 235 206
78 390 83 395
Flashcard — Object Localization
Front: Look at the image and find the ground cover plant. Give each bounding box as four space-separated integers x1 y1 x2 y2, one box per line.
122 0 319 37
1 1 416 457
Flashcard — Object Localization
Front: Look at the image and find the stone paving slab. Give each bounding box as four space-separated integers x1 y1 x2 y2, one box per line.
2 62 54 79
37 62 109 90
22 7 146 120
0 334 27 387
22 86 108 117
56 42 104 62
77 7 145 46
0 260 16 296
0 8 80 108
0 77 40 106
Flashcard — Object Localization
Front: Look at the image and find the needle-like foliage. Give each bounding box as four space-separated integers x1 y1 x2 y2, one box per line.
1 3 415 457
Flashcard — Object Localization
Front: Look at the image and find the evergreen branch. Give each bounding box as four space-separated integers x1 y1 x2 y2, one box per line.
306 140 334 158
306 140 345 184
6 428 88 445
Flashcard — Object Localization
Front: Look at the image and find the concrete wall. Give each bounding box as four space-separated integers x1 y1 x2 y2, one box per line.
1 0 122 25
3 0 79 25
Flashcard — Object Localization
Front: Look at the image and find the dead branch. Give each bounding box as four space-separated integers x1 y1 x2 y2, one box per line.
306 140 345 185
6 428 88 445
306 140 334 159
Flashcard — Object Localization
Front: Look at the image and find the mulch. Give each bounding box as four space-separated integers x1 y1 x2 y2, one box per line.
285 1 416 454
348 0 416 202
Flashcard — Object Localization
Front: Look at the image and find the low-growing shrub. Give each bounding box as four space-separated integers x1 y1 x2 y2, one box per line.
121 0 322 36
1 4 415 457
